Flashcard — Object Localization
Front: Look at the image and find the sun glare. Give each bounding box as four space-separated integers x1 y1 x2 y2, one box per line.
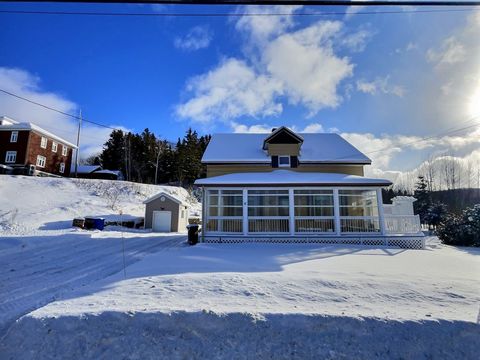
468 85 480 118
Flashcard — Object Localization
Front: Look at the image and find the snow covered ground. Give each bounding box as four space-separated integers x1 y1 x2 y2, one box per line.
0 175 199 238
1 175 479 359
0 176 194 334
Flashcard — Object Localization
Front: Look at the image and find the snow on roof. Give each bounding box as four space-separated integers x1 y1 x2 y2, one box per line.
143 191 188 206
202 133 371 164
195 170 392 186
0 120 77 148
74 165 102 174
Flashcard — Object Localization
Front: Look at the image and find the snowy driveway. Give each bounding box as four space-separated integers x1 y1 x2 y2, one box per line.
0 231 186 335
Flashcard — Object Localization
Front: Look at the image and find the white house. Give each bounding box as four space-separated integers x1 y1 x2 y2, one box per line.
195 127 424 249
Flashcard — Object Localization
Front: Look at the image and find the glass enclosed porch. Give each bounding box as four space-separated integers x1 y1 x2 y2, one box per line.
202 187 421 237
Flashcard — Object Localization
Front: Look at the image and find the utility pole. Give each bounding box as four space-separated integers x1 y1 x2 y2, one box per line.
74 109 82 178
155 140 163 185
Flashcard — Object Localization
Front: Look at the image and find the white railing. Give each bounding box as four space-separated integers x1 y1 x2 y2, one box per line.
206 218 243 233
340 217 380 233
295 218 335 233
248 218 289 233
384 215 421 234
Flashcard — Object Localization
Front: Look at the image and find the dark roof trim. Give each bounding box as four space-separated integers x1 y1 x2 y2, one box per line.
198 182 391 187
262 126 304 150
203 160 371 165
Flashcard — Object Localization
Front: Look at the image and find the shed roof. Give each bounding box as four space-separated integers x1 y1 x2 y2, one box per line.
143 191 188 206
202 133 371 164
195 170 392 187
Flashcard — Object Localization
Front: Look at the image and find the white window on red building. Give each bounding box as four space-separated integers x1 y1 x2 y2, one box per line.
40 137 48 149
10 131 18 143
62 145 68 156
59 163 65 173
52 142 58 153
5 151 17 163
36 155 46 168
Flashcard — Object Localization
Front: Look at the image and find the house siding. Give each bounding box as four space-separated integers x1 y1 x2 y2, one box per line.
1 129 73 176
25 131 73 176
0 130 29 165
267 143 301 156
206 163 364 177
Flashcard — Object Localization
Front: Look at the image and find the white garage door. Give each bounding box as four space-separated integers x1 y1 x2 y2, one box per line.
152 211 172 232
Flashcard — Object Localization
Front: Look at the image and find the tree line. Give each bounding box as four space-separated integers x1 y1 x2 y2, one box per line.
85 128 210 186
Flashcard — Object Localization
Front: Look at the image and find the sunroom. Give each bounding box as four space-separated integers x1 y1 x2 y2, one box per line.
195 170 424 249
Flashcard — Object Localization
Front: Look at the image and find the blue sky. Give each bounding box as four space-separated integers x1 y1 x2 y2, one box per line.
0 2 479 186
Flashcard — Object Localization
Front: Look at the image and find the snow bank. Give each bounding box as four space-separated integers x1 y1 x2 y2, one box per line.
1 311 479 359
0 175 199 237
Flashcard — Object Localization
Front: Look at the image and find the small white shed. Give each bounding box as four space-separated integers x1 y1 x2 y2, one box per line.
143 192 189 232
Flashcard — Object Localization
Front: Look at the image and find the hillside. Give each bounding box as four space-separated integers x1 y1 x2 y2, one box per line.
0 175 199 238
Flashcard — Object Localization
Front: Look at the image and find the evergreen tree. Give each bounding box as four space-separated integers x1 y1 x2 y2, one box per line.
414 176 431 224
101 130 126 175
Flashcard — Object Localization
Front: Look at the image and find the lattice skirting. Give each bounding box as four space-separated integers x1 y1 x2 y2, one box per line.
202 236 425 249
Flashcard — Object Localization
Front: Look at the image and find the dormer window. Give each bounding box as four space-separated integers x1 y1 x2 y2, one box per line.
278 155 291 167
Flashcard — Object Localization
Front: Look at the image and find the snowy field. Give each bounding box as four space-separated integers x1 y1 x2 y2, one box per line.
0 176 479 359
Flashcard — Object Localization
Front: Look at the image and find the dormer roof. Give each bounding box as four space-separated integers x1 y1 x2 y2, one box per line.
262 126 304 150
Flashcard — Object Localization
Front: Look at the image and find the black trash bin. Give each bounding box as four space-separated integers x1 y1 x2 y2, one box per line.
187 224 199 245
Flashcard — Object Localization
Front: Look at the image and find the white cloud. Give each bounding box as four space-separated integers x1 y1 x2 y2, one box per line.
0 67 124 159
176 58 283 122
230 122 337 134
344 5 367 20
426 36 466 67
235 5 302 43
356 76 405 97
174 26 213 51
177 9 364 122
264 21 354 115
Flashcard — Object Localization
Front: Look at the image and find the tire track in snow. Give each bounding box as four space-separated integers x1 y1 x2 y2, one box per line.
0 235 186 336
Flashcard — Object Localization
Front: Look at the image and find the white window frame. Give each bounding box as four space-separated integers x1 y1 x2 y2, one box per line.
5 151 17 163
52 142 58 153
278 155 291 167
62 145 68 156
40 137 47 149
10 131 18 143
203 186 384 237
59 162 65 173
36 155 46 168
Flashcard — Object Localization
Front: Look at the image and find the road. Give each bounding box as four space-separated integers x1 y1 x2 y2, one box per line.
0 231 186 335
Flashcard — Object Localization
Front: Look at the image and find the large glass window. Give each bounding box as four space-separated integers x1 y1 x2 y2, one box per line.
248 190 289 233
206 189 243 233
294 190 335 233
339 189 380 233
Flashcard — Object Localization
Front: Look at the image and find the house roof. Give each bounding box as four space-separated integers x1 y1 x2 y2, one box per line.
202 133 371 164
73 165 102 174
143 191 188 206
0 119 77 148
195 170 392 187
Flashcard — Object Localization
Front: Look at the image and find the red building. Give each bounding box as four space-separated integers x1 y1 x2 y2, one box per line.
0 116 76 177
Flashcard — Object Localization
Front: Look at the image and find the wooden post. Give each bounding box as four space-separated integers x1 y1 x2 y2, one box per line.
243 188 248 236
377 188 387 236
334 188 341 236
289 188 295 236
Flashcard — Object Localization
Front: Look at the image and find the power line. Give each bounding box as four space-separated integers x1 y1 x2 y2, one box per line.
0 7 478 17
0 88 119 131
2 1 480 6
333 115 480 162
2 87 478 162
